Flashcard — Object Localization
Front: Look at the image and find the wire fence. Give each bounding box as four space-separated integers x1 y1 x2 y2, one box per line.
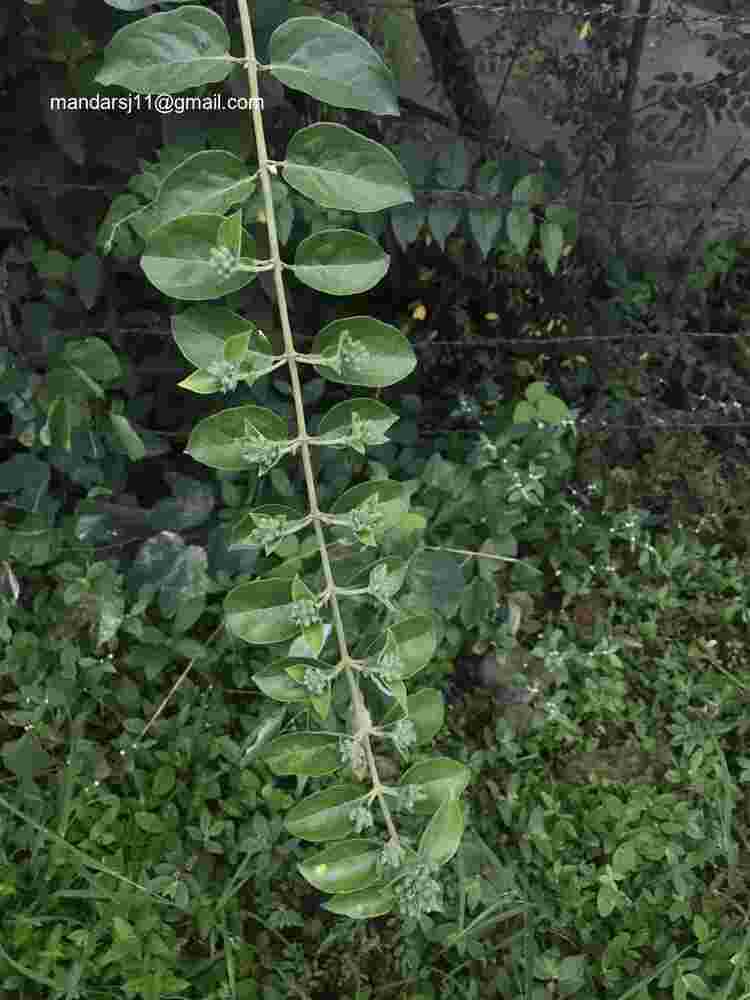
405 187 748 210
420 329 750 346
3 0 749 441
439 1 748 23
346 0 749 26
9 320 749 438
2 180 746 211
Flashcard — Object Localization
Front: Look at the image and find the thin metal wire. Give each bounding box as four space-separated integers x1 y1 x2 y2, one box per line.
421 417 750 434
350 0 749 25
0 415 746 442
407 192 750 211
3 182 746 209
422 330 750 346
10 315 750 362
24 325 747 345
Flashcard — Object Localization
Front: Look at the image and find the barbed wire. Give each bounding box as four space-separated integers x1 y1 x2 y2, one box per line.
4 181 747 210
442 3 747 25
407 188 749 210
421 329 750 347
15 322 745 350
0 410 747 443
422 416 750 435
346 0 750 26
431 405 750 429
22 324 745 345
576 416 750 429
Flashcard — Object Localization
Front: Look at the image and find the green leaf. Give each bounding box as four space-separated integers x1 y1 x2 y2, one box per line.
597 883 618 917
127 532 210 616
419 798 464 867
389 679 408 714
291 228 389 295
407 550 465 616
289 624 331 659
146 151 256 238
512 173 545 209
681 974 710 997
692 914 709 943
330 480 410 542
152 765 176 797
506 206 535 256
97 193 147 255
559 955 586 985
96 6 232 94
104 0 199 7
171 304 270 370
186 405 289 472
69 365 105 399
323 883 395 918
242 708 286 765
468 207 505 259
218 211 243 256
261 733 343 777
460 577 496 628
382 688 445 745
537 395 570 424
364 614 437 681
512 382 571 426
269 17 399 114
141 214 258 301
399 758 471 815
113 916 137 942
63 337 121 383
40 397 72 452
229 504 305 554
73 253 104 309
310 687 331 720
110 413 147 461
313 317 416 388
285 783 365 842
225 577 301 644
223 330 251 365
612 841 637 876
435 140 470 188
134 811 164 834
284 124 413 212
512 400 535 424
544 203 578 243
298 838 383 893
178 370 226 394
429 204 463 250
0 454 51 509
253 662 311 703
37 249 72 283
318 398 399 444
389 204 424 251
540 221 564 275
1 734 52 786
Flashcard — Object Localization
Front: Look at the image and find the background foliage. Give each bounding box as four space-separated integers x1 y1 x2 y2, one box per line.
1 0 750 998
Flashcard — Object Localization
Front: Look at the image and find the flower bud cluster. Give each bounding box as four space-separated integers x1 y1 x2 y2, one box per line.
209 245 239 280
290 599 320 628
394 862 443 920
349 803 374 833
239 419 290 475
206 359 242 394
391 718 417 754
302 666 328 694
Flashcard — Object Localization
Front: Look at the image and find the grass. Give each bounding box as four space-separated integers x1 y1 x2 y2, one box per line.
1 417 750 999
